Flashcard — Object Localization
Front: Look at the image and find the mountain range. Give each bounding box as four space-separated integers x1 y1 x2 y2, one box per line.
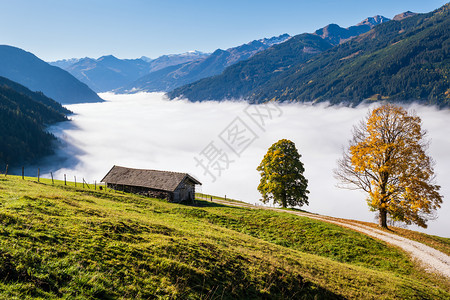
2 5 446 108
117 34 291 93
168 15 389 101
120 16 390 96
0 3 448 169
169 5 449 105
0 45 102 104
50 51 210 93
53 35 290 94
143 51 210 72
52 56 151 93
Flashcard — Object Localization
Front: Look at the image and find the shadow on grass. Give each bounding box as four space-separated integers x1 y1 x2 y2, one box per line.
193 198 314 214
187 199 232 208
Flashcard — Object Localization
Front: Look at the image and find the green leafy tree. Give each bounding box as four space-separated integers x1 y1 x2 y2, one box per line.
257 139 309 208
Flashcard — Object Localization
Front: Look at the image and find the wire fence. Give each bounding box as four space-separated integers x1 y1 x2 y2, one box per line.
1 164 107 192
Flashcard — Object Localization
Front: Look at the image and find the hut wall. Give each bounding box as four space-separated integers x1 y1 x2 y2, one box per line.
106 183 173 201
173 179 196 203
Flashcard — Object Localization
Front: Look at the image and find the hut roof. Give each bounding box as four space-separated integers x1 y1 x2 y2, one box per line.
101 165 201 192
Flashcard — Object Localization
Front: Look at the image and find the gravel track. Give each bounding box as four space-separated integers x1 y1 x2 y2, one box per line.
210 198 450 279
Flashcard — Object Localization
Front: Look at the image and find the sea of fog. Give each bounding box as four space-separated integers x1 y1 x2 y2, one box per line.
34 92 450 237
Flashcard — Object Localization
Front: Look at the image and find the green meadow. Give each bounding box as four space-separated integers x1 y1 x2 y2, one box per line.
0 176 448 299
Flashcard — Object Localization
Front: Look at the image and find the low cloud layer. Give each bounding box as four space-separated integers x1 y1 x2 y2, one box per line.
39 92 450 237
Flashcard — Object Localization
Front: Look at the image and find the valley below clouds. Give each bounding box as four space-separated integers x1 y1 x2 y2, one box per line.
39 92 450 237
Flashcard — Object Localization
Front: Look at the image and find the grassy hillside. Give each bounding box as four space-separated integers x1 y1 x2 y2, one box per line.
0 176 448 299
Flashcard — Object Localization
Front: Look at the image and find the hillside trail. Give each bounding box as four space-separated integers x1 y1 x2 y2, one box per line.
209 198 450 279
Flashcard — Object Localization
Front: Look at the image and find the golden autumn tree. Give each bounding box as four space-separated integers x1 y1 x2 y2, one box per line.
257 139 309 208
335 104 442 228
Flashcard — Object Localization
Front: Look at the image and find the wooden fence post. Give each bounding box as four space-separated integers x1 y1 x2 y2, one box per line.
74 176 76 187
5 164 8 177
94 181 97 190
83 178 90 189
38 168 40 182
51 172 54 184
64 174 66 185
22 167 24 180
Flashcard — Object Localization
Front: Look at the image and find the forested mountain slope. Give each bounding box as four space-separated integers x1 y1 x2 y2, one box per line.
0 76 70 166
249 4 450 105
169 34 333 101
170 5 449 106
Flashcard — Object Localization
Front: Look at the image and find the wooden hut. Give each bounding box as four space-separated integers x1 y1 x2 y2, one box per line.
101 165 201 203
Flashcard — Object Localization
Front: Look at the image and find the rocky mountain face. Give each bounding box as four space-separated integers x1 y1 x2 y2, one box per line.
357 15 391 27
50 58 82 69
314 15 390 45
393 11 417 21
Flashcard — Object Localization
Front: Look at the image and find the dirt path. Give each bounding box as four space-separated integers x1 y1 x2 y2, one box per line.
210 198 450 279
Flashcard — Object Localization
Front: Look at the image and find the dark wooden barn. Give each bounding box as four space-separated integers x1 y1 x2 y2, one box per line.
101 165 201 203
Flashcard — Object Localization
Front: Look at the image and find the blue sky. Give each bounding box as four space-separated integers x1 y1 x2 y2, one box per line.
0 0 447 61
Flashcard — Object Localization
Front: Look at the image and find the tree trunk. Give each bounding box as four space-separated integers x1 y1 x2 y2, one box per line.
379 208 388 228
379 181 388 228
281 191 287 208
